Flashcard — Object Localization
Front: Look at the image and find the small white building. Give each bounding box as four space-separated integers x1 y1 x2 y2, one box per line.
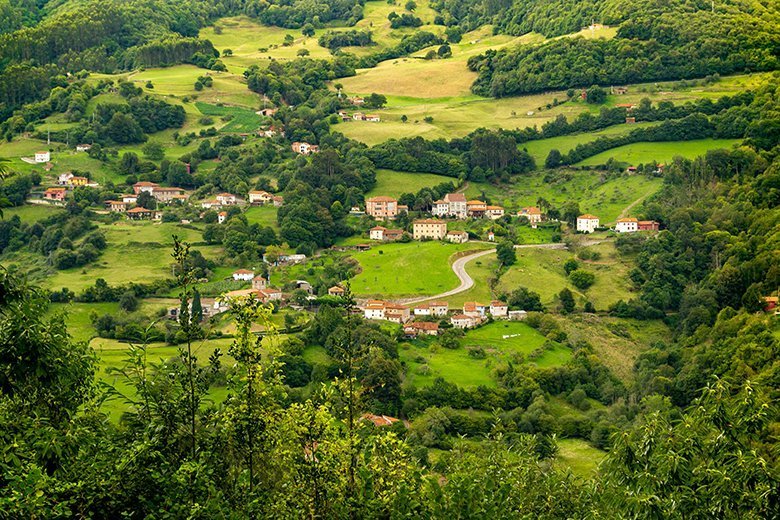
487 231 495 242
489 301 508 317
217 211 227 224
122 194 138 204
75 144 92 152
615 217 639 233
34 151 50 163
232 269 255 281
446 230 469 244
216 193 238 205
508 310 528 321
576 214 600 233
364 300 386 320
369 226 387 241
248 190 274 205
58 172 74 185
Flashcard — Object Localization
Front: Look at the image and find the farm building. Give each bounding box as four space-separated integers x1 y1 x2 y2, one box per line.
451 314 479 329
403 321 440 337
75 144 92 152
43 187 66 201
328 285 345 296
446 230 469 244
490 301 508 317
638 220 660 231
133 181 159 194
291 142 319 155
105 200 127 212
34 151 50 163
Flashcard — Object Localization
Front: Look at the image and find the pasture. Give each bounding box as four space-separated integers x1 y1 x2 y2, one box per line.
401 321 567 389
195 102 264 133
2 203 63 223
575 139 743 166
367 169 457 197
349 240 491 297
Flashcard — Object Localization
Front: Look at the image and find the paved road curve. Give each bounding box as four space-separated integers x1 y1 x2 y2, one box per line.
402 242 567 305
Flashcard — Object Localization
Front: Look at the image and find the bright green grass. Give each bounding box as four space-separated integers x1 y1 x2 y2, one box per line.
368 169 456 197
49 302 119 343
497 245 635 310
401 321 562 388
555 438 606 478
576 139 743 166
195 102 264 133
1 204 63 223
302 345 332 366
44 222 221 291
522 122 659 165
93 336 236 419
244 205 279 229
464 171 663 224
349 241 491 297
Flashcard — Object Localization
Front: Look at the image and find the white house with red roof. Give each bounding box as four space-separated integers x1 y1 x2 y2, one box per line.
232 269 255 281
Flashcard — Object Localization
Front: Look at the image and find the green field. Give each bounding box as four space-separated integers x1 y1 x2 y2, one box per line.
349 241 491 297
401 321 566 388
244 204 279 229
35 222 222 291
576 139 743 166
195 102 264 133
368 169 457 197
2 203 64 223
462 170 662 224
555 439 606 477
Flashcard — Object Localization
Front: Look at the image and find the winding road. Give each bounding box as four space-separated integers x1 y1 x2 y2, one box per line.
402 242 567 305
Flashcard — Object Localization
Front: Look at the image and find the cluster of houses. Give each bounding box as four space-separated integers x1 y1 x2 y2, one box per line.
576 214 660 233
430 193 505 220
358 298 526 337
337 111 381 123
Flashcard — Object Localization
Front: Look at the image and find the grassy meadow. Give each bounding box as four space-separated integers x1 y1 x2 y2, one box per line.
349 240 492 297
367 169 457 197
575 138 743 166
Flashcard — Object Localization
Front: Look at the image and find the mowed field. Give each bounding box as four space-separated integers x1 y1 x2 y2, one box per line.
575 138 743 166
367 169 457 197
401 321 569 389
349 240 492 297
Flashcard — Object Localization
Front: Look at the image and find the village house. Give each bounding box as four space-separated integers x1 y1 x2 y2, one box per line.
615 217 639 233
43 187 67 201
133 181 159 195
577 214 600 233
58 172 74 185
364 114 381 122
248 190 274 205
466 200 487 218
217 211 227 224
216 193 239 205
105 200 127 213
363 300 386 320
252 275 267 290
122 194 137 204
258 287 282 302
201 199 221 210
365 196 398 220
414 302 448 317
451 314 479 329
508 310 528 321
232 269 255 282
485 205 505 220
264 253 306 265
446 230 469 244
291 142 319 155
151 187 186 202
413 219 447 240
168 297 226 322
352 112 364 121
75 144 92 152
369 226 387 240
519 207 543 227
404 321 439 337
463 301 486 318
638 220 660 231
67 175 90 187
125 207 161 220
218 287 281 308
489 301 508 317
349 97 365 105
487 231 495 241
432 193 468 219
384 303 411 324
259 125 284 138
383 229 404 241
34 151 50 163
328 285 345 297
272 195 284 207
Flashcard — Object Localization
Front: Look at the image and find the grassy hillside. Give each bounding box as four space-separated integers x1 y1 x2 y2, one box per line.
575 138 743 167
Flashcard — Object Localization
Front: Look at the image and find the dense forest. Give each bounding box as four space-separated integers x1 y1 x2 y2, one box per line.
462 0 780 96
